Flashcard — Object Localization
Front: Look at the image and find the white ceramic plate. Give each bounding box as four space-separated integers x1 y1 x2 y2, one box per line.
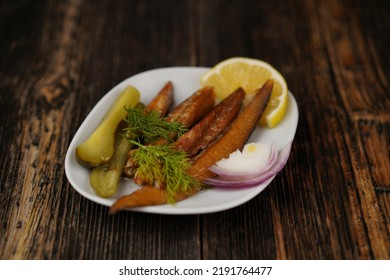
65 67 299 214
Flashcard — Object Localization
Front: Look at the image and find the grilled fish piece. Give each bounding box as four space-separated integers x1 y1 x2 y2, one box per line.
152 86 216 146
144 81 174 116
172 87 245 157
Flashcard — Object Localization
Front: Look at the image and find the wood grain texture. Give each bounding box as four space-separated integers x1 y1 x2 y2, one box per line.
0 0 389 260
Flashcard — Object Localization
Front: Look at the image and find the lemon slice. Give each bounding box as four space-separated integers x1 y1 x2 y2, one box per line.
201 57 288 128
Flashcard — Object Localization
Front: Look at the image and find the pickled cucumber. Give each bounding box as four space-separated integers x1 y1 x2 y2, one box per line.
89 131 132 197
76 86 140 167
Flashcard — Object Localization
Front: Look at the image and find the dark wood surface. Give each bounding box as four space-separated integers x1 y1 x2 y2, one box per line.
1 0 389 260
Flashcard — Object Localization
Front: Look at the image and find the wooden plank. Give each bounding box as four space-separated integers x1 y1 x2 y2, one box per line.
0 0 389 260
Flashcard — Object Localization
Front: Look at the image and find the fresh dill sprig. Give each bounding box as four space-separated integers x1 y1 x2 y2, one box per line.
130 141 203 203
123 107 187 143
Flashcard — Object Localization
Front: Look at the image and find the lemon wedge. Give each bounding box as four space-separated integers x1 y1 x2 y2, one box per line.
201 57 288 128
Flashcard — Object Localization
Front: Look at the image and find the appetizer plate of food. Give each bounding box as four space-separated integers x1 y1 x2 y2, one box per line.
65 66 299 214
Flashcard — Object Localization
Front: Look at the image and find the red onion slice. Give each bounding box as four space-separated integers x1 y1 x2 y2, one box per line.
209 141 278 180
204 141 292 188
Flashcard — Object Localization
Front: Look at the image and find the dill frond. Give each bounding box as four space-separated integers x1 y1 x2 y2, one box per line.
123 107 187 143
131 141 203 203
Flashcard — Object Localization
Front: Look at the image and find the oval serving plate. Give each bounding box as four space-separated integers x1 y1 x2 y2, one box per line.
65 67 299 214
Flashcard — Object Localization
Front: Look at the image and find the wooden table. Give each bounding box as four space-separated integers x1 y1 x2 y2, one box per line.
1 0 389 260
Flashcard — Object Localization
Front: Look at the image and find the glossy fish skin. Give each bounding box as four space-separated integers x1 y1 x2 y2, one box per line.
166 86 216 127
110 186 190 212
172 87 245 157
144 81 174 117
152 86 216 146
